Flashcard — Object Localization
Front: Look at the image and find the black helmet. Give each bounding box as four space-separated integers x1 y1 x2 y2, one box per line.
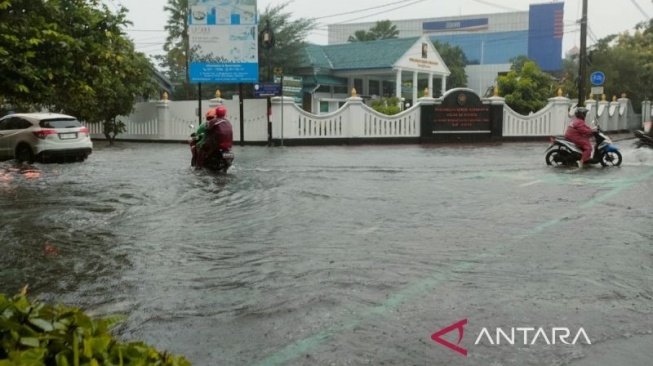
575 107 589 120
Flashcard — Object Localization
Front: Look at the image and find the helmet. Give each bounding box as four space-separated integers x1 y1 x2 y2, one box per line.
575 107 589 120
215 106 227 117
205 108 217 120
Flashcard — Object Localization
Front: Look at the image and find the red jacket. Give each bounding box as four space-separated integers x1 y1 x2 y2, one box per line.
565 117 594 141
205 117 233 149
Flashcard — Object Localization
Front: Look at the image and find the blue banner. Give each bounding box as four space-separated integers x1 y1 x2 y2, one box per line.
188 0 259 83
423 18 488 33
190 63 259 83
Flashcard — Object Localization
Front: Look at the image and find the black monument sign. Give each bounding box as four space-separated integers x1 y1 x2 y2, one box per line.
420 88 503 142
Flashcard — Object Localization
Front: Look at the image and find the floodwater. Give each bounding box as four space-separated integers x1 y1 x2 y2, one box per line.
1 140 653 366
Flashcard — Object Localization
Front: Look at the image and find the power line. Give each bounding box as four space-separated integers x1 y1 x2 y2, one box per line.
629 0 651 19
470 0 521 12
335 0 429 24
312 0 421 20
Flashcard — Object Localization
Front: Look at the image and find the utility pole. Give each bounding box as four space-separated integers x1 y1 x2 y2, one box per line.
578 0 588 106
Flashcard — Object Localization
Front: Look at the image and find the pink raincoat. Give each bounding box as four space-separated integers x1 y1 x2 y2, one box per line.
564 117 594 162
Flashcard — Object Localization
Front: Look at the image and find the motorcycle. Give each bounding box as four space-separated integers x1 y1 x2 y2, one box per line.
189 125 234 173
545 125 622 167
633 129 653 149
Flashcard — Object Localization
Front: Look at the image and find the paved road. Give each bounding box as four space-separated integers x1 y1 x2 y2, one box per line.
1 140 652 366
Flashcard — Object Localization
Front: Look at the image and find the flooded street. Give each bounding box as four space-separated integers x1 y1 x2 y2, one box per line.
1 140 653 365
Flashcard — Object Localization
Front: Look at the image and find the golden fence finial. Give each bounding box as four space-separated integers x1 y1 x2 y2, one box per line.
557 88 563 97
493 86 499 97
601 94 606 101
351 87 357 97
162 91 169 100
589 93 594 100
215 89 221 98
423 87 429 97
613 95 617 102
621 93 627 98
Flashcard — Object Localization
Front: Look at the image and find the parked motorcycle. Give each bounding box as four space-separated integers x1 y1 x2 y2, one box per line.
189 125 234 173
633 129 653 149
545 125 622 167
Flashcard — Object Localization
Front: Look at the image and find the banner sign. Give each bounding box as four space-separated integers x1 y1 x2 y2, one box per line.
422 18 489 33
188 0 259 83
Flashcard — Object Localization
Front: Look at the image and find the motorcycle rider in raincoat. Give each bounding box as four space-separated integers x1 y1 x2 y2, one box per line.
564 107 596 168
197 105 233 168
191 108 216 167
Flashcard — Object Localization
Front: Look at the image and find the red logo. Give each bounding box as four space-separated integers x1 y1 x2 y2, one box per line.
431 319 468 356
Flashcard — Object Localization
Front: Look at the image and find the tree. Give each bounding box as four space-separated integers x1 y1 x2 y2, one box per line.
497 58 556 115
347 30 376 43
432 40 468 92
0 0 71 110
0 0 156 137
42 3 157 144
257 2 316 82
348 20 399 42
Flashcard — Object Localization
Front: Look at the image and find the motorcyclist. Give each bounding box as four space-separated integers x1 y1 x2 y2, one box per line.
197 105 233 168
191 108 216 167
564 107 596 168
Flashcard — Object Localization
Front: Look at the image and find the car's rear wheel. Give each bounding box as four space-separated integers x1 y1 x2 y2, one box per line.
15 144 35 164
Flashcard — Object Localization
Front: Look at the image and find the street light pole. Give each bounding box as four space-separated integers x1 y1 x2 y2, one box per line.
578 0 589 106
259 20 275 145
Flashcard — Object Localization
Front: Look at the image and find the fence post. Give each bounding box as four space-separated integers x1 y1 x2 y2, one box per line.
346 95 364 138
156 99 171 140
548 94 571 136
618 95 629 131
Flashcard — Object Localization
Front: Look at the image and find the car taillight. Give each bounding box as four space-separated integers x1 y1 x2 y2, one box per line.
80 127 89 136
33 129 57 139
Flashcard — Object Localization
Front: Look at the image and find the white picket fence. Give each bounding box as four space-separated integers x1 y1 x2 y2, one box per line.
88 98 268 142
89 91 646 144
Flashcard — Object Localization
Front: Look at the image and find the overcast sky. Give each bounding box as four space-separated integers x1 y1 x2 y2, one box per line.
118 0 653 58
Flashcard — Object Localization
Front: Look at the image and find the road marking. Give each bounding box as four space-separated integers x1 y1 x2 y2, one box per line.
251 168 653 366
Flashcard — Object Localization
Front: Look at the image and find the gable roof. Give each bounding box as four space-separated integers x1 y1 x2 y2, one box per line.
300 36 423 71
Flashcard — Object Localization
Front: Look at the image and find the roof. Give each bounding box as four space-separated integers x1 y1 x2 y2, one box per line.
300 37 422 71
302 74 348 86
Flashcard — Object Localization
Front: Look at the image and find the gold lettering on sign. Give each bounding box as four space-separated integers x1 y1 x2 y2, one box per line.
409 58 439 67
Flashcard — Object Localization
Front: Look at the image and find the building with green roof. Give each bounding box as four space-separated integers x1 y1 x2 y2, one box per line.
294 35 450 114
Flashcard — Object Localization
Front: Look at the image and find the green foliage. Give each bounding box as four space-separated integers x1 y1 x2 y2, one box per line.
431 41 468 93
102 119 127 146
497 58 556 115
371 97 401 115
0 0 156 139
0 292 191 366
347 20 399 42
257 2 317 82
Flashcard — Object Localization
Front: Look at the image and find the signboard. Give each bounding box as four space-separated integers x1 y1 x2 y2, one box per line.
253 82 281 97
432 91 491 132
422 18 489 33
274 75 303 103
591 86 604 96
590 71 605 86
188 0 258 83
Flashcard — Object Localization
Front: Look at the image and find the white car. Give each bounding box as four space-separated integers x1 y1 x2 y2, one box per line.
0 113 93 163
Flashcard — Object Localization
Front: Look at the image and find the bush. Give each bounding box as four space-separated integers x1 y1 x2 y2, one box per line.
370 97 401 115
0 290 191 366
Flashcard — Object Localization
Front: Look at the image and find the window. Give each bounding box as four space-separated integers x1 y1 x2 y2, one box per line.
316 85 330 93
40 118 82 129
320 101 329 113
334 85 348 95
354 79 363 95
369 80 380 96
